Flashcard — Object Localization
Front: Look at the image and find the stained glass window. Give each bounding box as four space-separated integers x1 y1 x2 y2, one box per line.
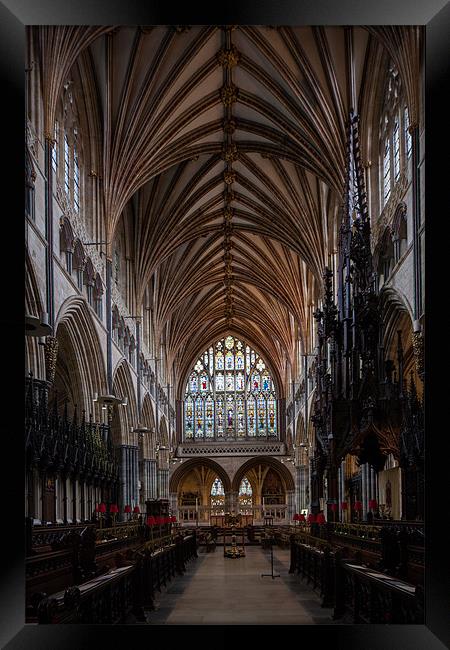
383 139 391 204
183 336 278 440
52 121 59 172
211 477 225 496
405 106 412 158
64 133 70 195
211 477 225 510
239 477 253 511
73 145 80 212
393 117 400 181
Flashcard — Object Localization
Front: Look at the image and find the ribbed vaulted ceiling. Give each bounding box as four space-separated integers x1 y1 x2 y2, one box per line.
35 25 422 396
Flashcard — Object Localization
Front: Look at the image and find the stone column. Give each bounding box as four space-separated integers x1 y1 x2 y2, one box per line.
296 464 309 513
149 459 158 499
295 465 302 514
169 492 178 518
337 465 342 521
340 460 346 522
158 468 169 499
226 491 238 515
361 463 368 520
130 445 139 509
286 490 295 523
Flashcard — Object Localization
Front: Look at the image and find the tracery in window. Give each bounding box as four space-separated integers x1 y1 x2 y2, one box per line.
183 336 278 441
52 121 59 173
382 122 391 205
238 477 253 514
393 117 400 181
404 106 412 158
64 133 70 195
380 65 410 206
210 478 225 511
73 144 80 212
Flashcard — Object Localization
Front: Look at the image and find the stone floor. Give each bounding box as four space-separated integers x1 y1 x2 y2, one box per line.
142 546 340 625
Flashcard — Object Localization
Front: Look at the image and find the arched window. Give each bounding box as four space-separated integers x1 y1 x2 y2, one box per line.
64 132 70 195
404 106 412 158
51 120 59 173
73 141 80 213
382 135 391 204
238 477 253 513
210 477 225 510
183 336 278 441
379 65 410 208
53 83 85 215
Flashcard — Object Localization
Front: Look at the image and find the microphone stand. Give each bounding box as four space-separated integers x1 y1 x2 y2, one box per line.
261 516 280 579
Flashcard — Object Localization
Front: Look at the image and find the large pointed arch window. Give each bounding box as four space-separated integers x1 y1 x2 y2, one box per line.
183 336 278 441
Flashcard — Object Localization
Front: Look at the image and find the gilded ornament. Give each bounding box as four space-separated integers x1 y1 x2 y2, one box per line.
217 46 240 68
223 170 236 185
220 84 238 107
222 143 239 163
224 208 233 221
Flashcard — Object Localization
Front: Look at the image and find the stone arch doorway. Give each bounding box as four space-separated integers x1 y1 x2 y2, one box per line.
232 457 296 524
169 458 231 525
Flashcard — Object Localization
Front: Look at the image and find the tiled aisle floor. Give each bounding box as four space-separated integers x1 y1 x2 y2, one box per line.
145 546 339 625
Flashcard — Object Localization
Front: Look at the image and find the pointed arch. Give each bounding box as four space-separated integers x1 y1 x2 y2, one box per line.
231 456 295 493
112 359 139 445
53 296 107 416
159 415 169 448
140 392 156 458
169 458 231 494
25 249 46 379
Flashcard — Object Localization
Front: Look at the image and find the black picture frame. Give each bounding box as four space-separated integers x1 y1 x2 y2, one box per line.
3 0 449 648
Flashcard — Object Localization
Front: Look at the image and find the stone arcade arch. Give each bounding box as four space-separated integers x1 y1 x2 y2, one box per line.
138 392 158 507
169 458 232 525
232 456 296 523
51 296 107 418
25 250 46 380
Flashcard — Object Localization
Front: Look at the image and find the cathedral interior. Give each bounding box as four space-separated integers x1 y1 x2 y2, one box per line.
24 25 425 626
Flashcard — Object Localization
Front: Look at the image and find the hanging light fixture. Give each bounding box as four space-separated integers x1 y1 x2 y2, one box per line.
25 311 53 337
